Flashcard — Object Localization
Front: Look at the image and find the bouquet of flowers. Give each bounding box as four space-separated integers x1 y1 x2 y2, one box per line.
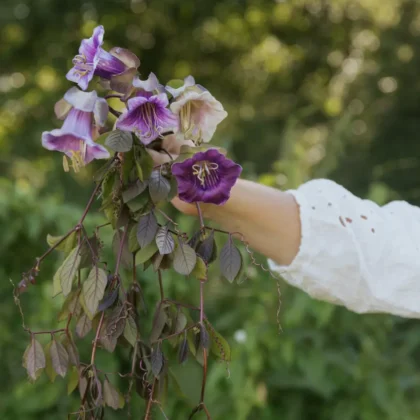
17 26 252 419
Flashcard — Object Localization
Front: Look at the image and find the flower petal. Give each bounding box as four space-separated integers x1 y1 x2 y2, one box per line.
116 94 177 144
54 98 72 120
94 97 109 127
133 72 161 92
165 75 195 98
42 129 91 155
110 67 137 95
64 87 98 112
66 26 104 91
172 149 241 205
66 68 92 92
79 25 104 60
109 47 140 69
170 89 227 143
84 140 110 163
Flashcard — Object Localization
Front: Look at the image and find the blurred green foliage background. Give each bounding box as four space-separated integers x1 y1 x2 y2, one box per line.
2 0 420 419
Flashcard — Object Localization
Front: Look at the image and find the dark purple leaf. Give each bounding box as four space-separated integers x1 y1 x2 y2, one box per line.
150 304 168 342
173 241 196 275
148 170 171 203
155 225 175 255
197 231 215 263
151 346 164 377
188 231 201 250
97 288 119 312
137 212 158 248
76 313 92 338
220 238 242 283
178 337 189 364
23 338 46 381
50 339 69 378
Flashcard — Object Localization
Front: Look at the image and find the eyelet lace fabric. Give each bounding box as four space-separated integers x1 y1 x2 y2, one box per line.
269 179 420 318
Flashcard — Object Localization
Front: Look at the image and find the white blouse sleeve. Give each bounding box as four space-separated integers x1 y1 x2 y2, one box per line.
268 179 420 318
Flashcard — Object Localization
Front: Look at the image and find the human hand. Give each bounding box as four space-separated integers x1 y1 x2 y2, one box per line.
147 134 198 216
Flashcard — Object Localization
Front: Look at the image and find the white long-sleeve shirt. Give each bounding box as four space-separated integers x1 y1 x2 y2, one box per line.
268 179 420 318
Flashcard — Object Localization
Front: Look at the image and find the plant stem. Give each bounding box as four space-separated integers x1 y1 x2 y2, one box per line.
144 377 157 420
196 202 205 231
35 227 77 268
109 106 122 118
91 225 128 366
157 269 164 300
78 182 103 225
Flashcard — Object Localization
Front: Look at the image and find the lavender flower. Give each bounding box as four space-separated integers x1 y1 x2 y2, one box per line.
42 87 110 170
66 25 139 91
116 86 178 145
169 76 227 143
171 149 242 205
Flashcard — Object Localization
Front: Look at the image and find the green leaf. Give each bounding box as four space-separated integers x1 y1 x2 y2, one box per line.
76 312 92 338
58 291 82 322
204 320 231 362
23 338 46 381
148 170 171 203
44 341 57 383
220 238 242 283
137 212 158 248
50 339 69 378
79 235 100 269
104 379 125 410
155 225 175 255
105 129 133 152
123 315 138 347
191 256 207 281
53 247 81 297
128 224 140 253
82 267 107 317
46 231 77 253
151 346 164 377
126 191 151 212
173 242 197 275
122 179 148 203
134 145 154 182
135 241 158 265
93 158 117 182
67 366 79 395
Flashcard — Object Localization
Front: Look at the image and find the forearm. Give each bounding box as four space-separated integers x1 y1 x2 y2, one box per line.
200 179 301 266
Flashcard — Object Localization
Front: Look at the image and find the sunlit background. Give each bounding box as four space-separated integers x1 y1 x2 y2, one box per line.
2 0 420 419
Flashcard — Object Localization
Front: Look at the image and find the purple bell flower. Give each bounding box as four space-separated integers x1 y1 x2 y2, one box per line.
66 25 140 91
171 149 242 205
116 75 178 145
42 87 110 170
